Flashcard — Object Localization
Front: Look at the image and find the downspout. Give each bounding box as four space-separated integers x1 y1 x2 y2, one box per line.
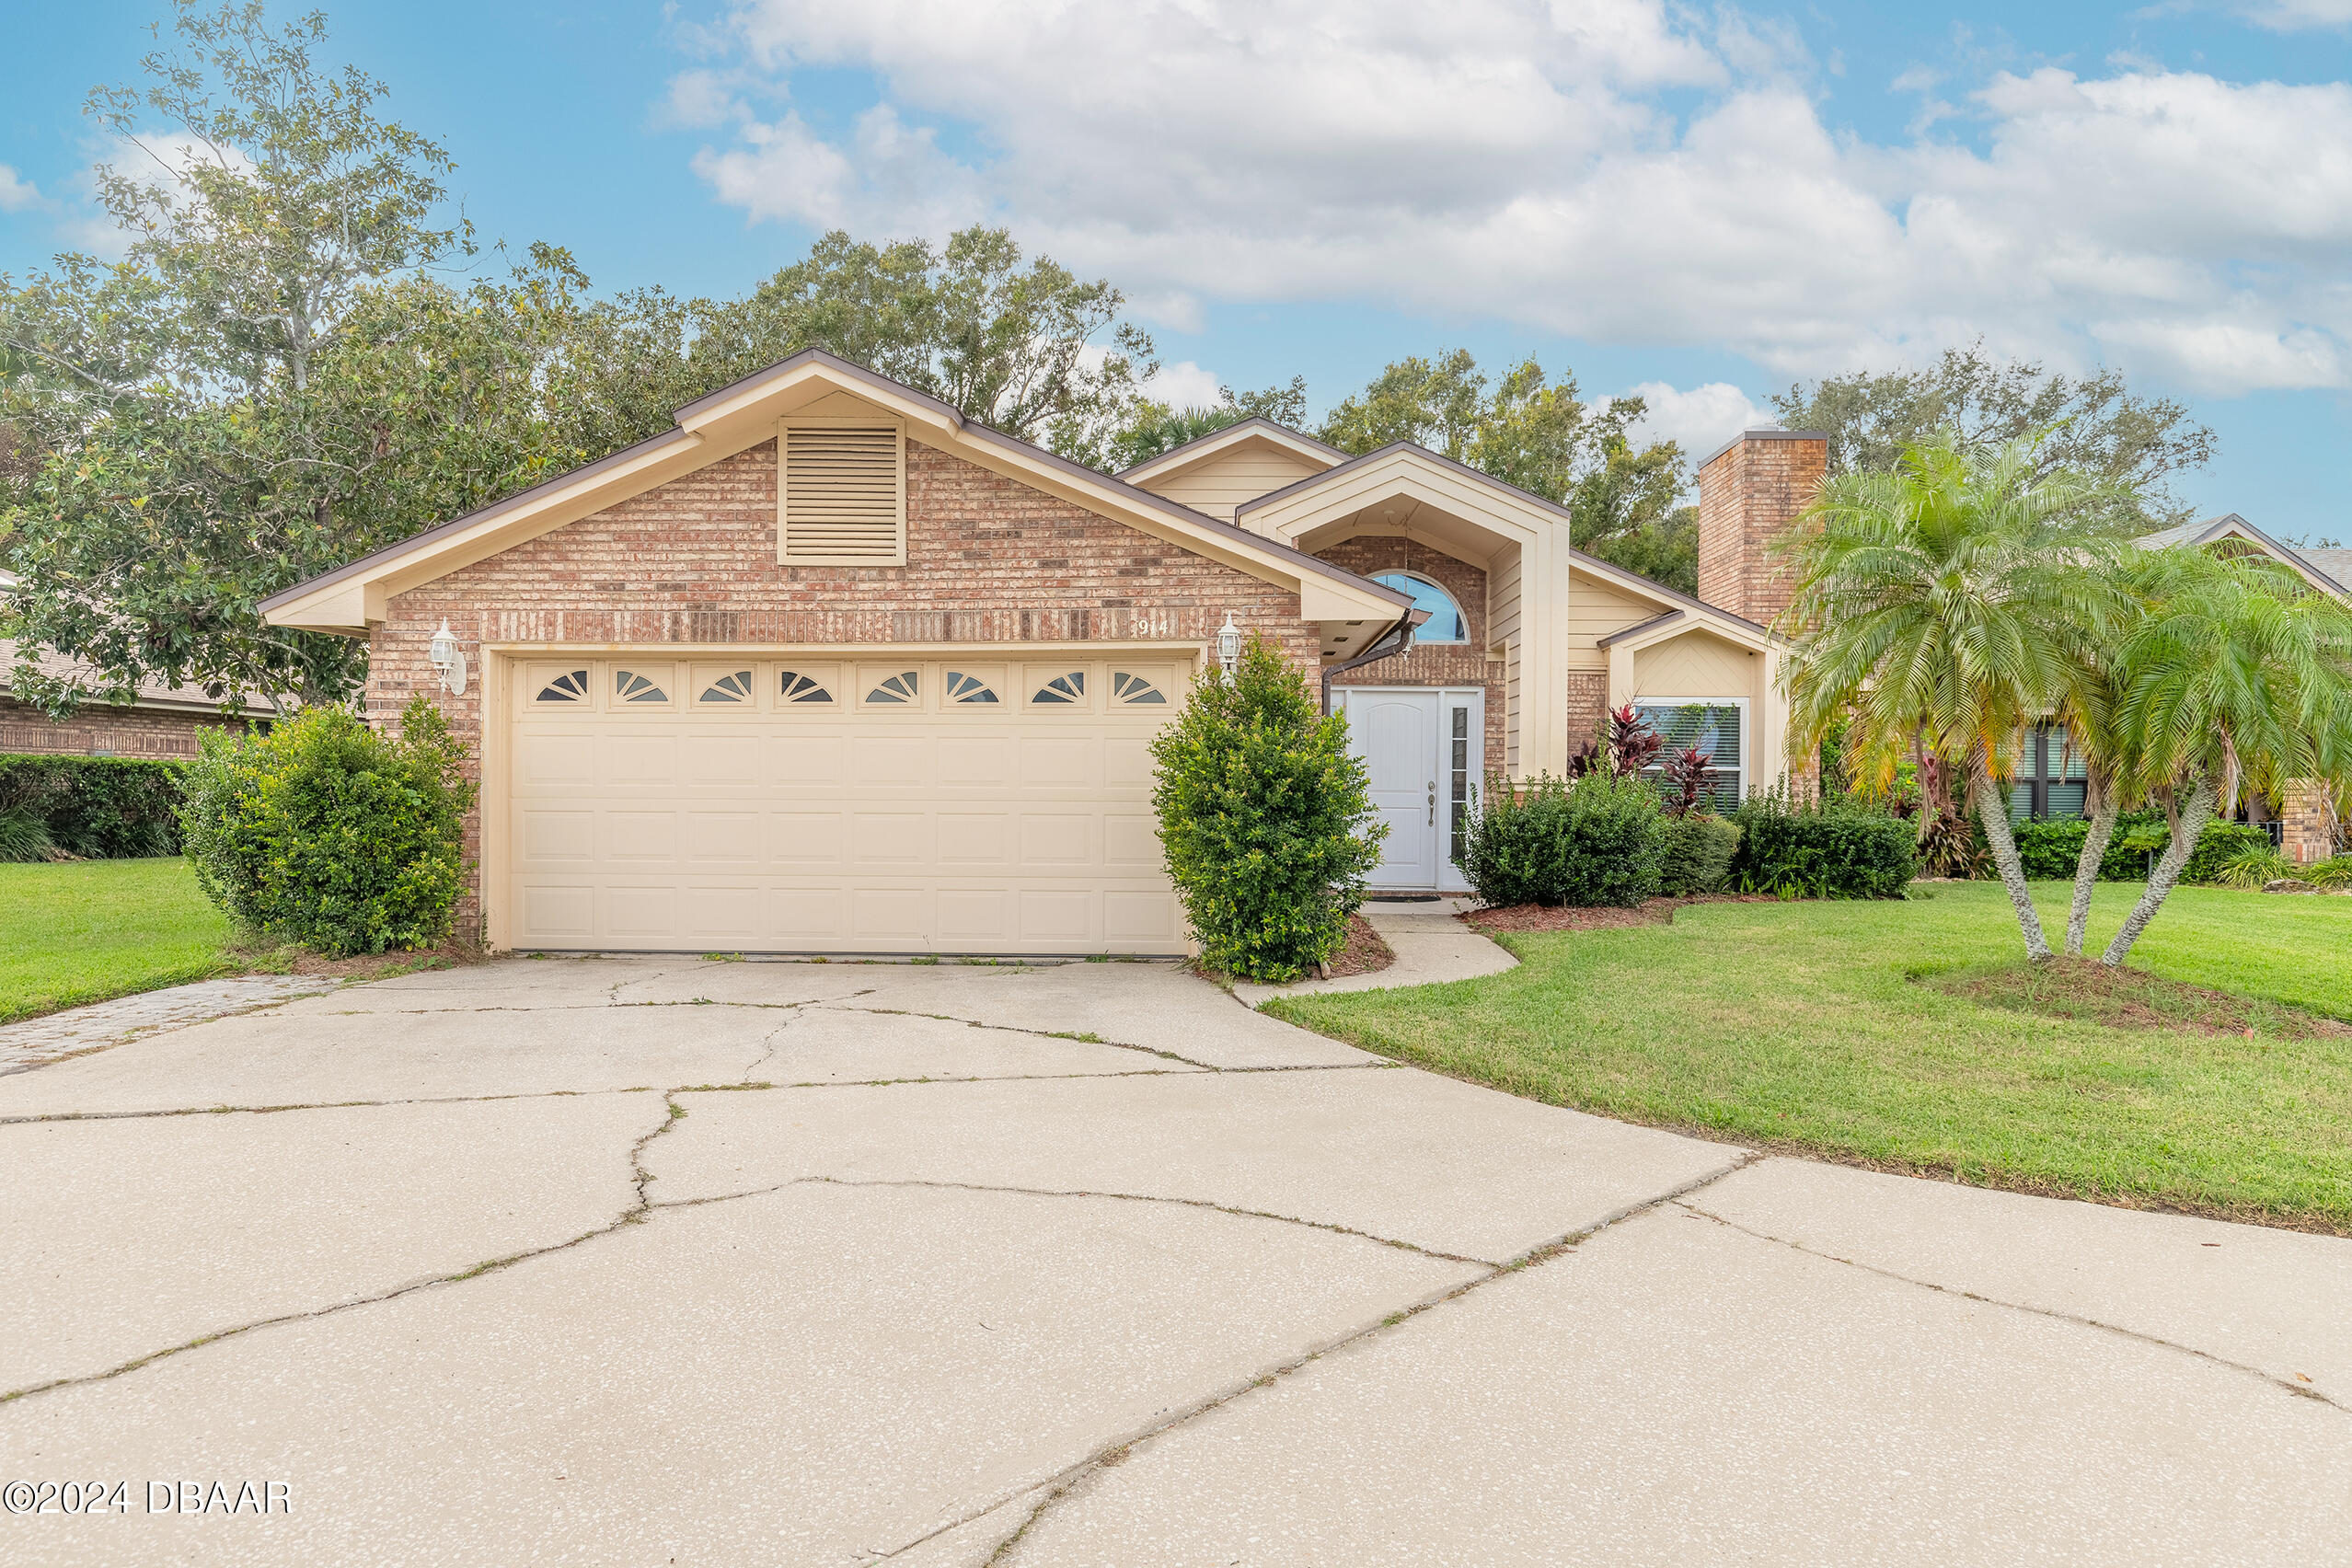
1321 609 1424 714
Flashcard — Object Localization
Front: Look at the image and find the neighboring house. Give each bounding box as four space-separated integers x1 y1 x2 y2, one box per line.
258 351 1804 955
0 570 267 759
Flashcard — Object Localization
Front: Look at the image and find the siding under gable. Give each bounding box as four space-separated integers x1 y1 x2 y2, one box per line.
1489 547 1523 772
1631 628 1759 700
1566 572 1657 668
1137 444 1327 523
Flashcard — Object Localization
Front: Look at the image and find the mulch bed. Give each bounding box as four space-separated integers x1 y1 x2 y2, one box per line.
230 942 482 982
1464 894 1778 934
1323 912 1397 978
1929 957 2352 1041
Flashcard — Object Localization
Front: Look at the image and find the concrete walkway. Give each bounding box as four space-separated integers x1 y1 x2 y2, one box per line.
0 974 343 1075
0 953 2345 1564
1231 897 1515 1007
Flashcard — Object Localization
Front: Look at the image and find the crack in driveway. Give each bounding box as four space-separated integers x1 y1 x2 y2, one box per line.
0 1058 1389 1127
0 1101 1491 1410
1674 1202 2352 1417
922 1155 1767 1566
0 1090 688 1408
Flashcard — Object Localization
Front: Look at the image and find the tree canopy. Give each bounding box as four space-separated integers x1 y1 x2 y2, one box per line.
0 3 1162 714
1770 343 2216 530
1314 350 1695 590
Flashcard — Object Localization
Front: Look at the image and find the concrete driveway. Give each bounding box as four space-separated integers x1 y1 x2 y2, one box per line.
2 954 2347 1566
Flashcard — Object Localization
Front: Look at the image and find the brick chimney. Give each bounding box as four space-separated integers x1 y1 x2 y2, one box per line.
1696 429 1828 624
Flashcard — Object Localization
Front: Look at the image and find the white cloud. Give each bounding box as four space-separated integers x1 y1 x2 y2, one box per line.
0 165 45 213
1614 381 1777 457
670 0 2352 395
1143 360 1227 409
2230 0 2352 31
654 68 747 130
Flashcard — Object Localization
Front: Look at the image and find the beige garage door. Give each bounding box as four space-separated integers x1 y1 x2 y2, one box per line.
507 654 1191 954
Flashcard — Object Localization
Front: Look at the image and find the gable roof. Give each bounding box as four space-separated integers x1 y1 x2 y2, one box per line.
1234 439 1576 530
1114 417 1348 483
1225 436 1780 649
2 567 285 716
259 350 1409 635
2137 513 2349 597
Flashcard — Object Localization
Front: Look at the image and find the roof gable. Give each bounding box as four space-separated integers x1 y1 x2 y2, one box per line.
259 351 1408 635
2138 513 2349 597
1115 418 1346 485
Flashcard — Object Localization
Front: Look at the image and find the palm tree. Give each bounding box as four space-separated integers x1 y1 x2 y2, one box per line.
2099 548 2352 966
2051 550 2166 956
1780 434 2126 960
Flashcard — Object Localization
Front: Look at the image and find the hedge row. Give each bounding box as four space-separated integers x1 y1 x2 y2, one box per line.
0 754 190 859
2001 812 2277 885
1727 791 1918 900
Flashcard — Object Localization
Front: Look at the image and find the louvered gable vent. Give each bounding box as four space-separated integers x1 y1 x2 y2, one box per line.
779 424 905 565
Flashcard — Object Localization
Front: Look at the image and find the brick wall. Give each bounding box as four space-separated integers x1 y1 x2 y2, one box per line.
1696 432 1827 624
374 437 1323 934
2281 779 2341 867
1309 536 1506 775
1564 672 1608 767
0 695 243 758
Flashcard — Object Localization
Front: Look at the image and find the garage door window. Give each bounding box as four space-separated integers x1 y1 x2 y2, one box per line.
1032 671 1087 705
698 670 755 704
945 671 1001 704
865 670 920 705
536 670 590 703
1112 672 1167 705
779 670 833 704
615 670 671 704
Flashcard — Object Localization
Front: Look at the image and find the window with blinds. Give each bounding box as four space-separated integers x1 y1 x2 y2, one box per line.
778 424 905 566
2010 724 2088 819
1635 702 1744 810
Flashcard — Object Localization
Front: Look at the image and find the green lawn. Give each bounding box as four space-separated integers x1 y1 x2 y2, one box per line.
0 858 236 1025
1268 882 2352 1231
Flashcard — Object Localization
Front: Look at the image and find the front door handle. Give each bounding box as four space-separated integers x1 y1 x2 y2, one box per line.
1427 780 1436 826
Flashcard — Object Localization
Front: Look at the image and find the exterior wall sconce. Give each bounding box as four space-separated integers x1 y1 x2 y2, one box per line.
427 620 468 697
1216 613 1243 678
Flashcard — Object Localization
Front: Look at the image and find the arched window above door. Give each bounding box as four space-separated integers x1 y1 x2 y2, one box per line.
1370 572 1469 644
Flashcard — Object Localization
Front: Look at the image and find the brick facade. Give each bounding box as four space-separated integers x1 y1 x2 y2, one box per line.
1564 672 1608 764
1309 536 1506 776
0 695 244 758
1697 432 1827 625
2281 779 2341 867
372 437 1325 936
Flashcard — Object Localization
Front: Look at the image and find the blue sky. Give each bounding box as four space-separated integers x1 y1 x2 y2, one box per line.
6 1 2352 543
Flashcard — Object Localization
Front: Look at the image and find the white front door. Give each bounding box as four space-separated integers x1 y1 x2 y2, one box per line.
1342 687 1482 892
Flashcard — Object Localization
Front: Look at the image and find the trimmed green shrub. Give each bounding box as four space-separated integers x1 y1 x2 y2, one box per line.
0 754 196 858
1457 771 1667 907
2001 811 2275 884
2009 814 2090 881
1657 814 1741 897
2184 821 2275 885
1149 639 1383 982
1728 790 1916 898
179 698 475 956
1457 774 1574 907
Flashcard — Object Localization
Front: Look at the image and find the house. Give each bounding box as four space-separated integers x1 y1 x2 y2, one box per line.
259 351 1804 955
0 570 268 759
